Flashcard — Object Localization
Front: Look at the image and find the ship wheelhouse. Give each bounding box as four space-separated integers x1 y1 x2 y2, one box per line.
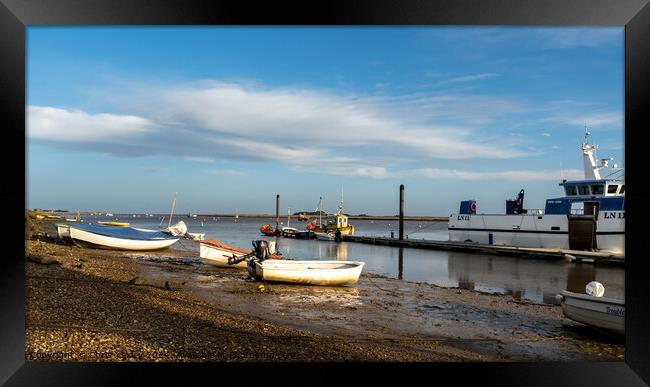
544 179 625 215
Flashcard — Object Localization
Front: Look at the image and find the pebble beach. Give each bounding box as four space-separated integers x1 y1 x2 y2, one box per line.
25 216 624 362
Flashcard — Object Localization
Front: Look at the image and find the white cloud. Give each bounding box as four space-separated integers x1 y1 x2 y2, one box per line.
307 164 584 181
444 73 498 83
27 80 547 180
206 168 248 177
184 156 215 163
28 106 154 142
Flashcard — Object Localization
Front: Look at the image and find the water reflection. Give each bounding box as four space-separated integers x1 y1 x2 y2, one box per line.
119 216 623 304
566 264 596 294
398 247 404 280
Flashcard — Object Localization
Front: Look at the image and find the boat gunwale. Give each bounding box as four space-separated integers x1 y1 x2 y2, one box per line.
67 224 176 241
560 290 625 305
256 260 364 272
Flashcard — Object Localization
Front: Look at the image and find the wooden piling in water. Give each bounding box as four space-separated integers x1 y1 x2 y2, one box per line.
399 184 404 240
275 194 280 231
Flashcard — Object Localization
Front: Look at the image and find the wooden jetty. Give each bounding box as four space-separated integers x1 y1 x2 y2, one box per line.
341 235 625 266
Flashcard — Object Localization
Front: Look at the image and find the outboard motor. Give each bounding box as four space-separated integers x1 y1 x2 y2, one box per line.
227 239 272 266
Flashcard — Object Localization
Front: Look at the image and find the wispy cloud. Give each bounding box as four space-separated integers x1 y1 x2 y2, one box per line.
206 168 248 177
444 73 498 83
304 164 584 181
184 156 215 163
28 80 558 180
28 106 154 142
141 166 170 172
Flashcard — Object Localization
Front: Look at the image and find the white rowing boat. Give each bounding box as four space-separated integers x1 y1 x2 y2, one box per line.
248 260 365 286
68 224 179 251
200 239 281 269
557 290 625 335
313 231 336 241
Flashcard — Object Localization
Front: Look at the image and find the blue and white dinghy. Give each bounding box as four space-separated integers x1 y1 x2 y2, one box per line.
67 223 179 250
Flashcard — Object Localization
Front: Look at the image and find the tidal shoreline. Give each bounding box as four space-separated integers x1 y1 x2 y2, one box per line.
25 217 623 362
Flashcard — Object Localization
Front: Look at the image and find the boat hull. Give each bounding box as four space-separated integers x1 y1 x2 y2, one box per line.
559 290 624 335
448 212 624 254
68 227 179 250
55 223 71 239
199 240 283 269
199 240 249 269
249 260 364 286
310 225 355 236
314 232 335 241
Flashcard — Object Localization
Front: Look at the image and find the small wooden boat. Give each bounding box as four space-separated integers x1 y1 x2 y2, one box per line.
67 223 179 251
260 224 278 236
314 231 335 241
200 239 282 269
557 290 625 335
248 260 365 286
97 221 130 227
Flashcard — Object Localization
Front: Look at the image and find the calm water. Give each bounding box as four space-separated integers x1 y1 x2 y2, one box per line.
80 214 625 304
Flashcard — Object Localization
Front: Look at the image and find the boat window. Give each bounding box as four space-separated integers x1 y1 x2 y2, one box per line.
590 185 604 195
619 185 625 194
578 185 589 195
564 185 577 196
607 185 619 194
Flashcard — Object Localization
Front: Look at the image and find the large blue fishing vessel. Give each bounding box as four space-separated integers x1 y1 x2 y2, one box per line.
448 129 624 255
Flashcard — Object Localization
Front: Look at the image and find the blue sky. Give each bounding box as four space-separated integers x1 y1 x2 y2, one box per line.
27 27 624 215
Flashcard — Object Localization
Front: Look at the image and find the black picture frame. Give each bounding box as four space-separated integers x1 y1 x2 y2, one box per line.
1 0 648 385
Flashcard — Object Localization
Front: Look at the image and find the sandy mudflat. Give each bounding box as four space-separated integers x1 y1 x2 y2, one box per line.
24 217 624 362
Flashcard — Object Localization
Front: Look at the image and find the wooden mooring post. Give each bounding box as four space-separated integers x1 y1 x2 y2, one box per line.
399 184 404 240
275 194 280 231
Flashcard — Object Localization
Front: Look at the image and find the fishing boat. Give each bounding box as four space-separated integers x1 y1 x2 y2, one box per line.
199 239 282 269
260 224 279 236
67 223 179 250
314 231 336 241
97 221 130 227
557 288 624 336
280 226 300 237
248 259 365 286
307 196 356 236
448 129 624 255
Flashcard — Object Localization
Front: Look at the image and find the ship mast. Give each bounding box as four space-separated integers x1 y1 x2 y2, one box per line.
582 126 614 180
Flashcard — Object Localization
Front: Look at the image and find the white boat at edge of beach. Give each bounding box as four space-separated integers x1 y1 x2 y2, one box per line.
557 290 625 336
200 239 281 269
68 224 179 251
314 231 336 241
248 260 365 286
